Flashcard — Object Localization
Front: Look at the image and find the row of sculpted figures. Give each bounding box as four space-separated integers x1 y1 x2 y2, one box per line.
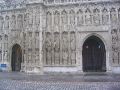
43 32 76 66
46 7 120 31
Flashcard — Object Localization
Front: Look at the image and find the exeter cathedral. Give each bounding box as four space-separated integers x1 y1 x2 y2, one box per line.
0 0 120 74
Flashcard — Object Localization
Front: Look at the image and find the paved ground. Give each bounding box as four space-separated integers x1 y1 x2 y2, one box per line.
0 72 120 90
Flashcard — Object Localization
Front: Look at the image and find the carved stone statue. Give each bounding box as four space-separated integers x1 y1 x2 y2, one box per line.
69 10 75 25
5 16 9 29
54 33 60 64
45 33 52 65
77 9 83 26
4 51 8 60
102 8 109 25
111 29 118 44
110 8 117 24
62 32 68 65
17 15 23 29
47 12 52 29
70 32 76 64
93 9 100 25
85 9 92 25
11 15 16 29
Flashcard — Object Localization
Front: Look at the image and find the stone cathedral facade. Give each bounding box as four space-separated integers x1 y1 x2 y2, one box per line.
0 0 120 74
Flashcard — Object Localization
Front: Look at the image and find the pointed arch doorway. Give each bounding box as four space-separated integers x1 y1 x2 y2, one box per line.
82 36 106 72
11 44 22 72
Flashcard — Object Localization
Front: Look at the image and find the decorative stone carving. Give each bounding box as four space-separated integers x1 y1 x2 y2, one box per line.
24 13 29 28
54 11 60 32
111 29 120 64
111 29 118 44
47 12 52 30
70 32 76 65
28 10 33 27
93 8 100 25
62 32 68 65
54 32 60 65
4 16 9 30
0 16 4 30
77 9 84 26
3 51 8 60
110 8 117 24
35 9 40 30
28 32 32 48
11 15 16 29
102 8 109 25
61 10 68 31
5 34 8 41
17 15 23 30
85 8 92 25
35 32 39 48
61 10 68 24
69 10 75 25
45 32 52 65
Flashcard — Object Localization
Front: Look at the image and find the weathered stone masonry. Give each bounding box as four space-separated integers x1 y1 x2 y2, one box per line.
0 0 120 74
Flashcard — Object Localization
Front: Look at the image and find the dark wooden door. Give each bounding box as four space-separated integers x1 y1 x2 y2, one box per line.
11 44 22 72
82 36 106 72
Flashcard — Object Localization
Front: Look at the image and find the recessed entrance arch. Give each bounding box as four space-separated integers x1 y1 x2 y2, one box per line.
82 36 106 72
11 44 22 71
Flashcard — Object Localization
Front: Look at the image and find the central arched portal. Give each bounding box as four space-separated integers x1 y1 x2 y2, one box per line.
82 36 106 72
11 44 22 72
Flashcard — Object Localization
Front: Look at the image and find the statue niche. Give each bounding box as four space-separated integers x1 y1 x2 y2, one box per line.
70 32 76 65
54 32 60 65
77 9 84 26
11 15 16 30
93 8 100 25
110 8 117 24
5 16 9 30
69 10 75 25
54 11 60 32
47 12 52 31
61 10 68 31
85 8 92 25
17 15 23 30
102 8 109 25
45 32 52 65
62 32 68 65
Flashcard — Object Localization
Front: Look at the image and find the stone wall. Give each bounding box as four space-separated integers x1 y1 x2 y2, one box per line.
0 0 119 73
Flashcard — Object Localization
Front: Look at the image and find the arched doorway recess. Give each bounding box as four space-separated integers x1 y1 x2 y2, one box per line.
82 36 106 72
11 44 22 71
